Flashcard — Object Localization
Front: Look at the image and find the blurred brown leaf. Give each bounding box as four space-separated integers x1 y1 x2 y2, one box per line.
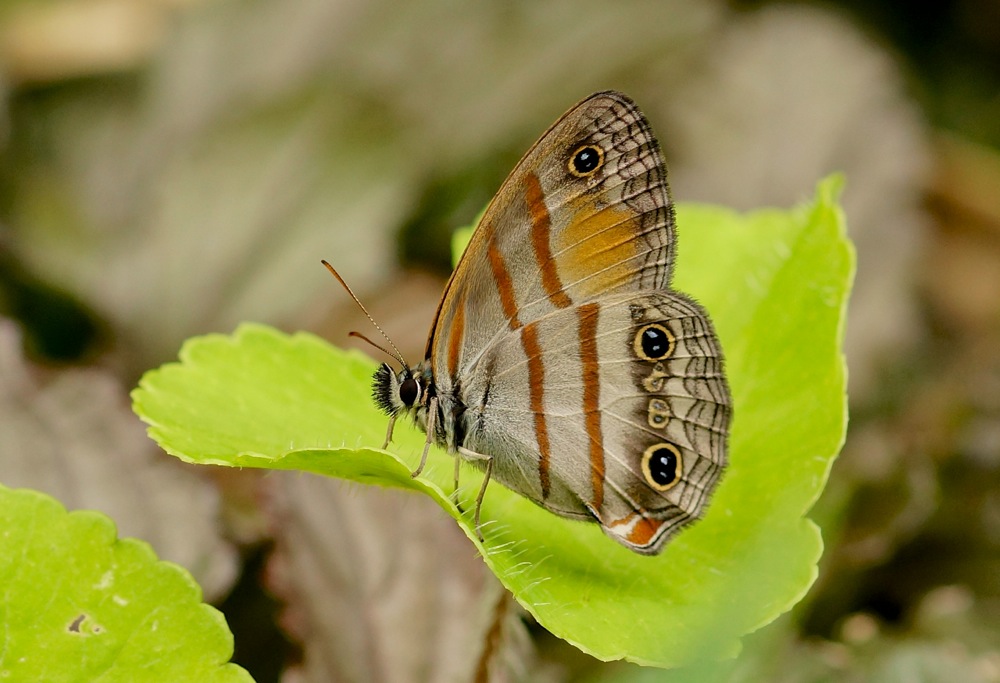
264 473 557 683
4 0 720 372
654 5 931 405
0 0 174 83
0 318 238 600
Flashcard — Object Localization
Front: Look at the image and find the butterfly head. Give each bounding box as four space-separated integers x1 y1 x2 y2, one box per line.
372 362 428 417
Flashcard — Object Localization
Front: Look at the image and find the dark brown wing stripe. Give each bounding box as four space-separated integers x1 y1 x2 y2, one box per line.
488 235 521 329
525 173 572 309
578 302 605 511
521 322 551 499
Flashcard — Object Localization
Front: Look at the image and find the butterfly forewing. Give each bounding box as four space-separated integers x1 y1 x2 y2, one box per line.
427 92 676 383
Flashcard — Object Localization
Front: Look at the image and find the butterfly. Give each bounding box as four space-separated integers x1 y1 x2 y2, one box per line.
337 91 731 555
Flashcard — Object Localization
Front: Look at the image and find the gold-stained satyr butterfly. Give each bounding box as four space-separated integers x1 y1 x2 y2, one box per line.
326 90 731 555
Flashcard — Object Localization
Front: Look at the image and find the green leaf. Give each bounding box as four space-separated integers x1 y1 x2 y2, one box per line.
132 175 853 667
0 485 252 682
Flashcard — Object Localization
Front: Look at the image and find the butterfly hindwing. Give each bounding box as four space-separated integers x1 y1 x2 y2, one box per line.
456 291 730 554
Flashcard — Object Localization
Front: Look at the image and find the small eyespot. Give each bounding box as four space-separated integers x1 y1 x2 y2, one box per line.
642 443 682 491
399 377 420 406
568 144 604 177
647 398 669 429
634 323 675 361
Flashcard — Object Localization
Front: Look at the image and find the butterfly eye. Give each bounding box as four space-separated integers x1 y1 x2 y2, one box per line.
634 323 676 361
642 443 683 491
568 144 604 177
399 376 420 406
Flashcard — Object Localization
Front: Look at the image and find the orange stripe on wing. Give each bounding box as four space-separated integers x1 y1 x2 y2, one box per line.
521 322 551 499
488 237 521 329
446 292 466 379
577 302 605 511
489 229 550 497
525 173 572 309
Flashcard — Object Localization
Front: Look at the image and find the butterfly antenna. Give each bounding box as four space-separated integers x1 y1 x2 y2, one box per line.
321 260 409 369
347 331 404 364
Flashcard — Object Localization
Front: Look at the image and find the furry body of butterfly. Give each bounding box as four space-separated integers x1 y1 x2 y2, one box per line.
373 91 731 555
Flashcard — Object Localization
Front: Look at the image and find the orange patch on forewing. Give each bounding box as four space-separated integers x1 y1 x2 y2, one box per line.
555 198 639 297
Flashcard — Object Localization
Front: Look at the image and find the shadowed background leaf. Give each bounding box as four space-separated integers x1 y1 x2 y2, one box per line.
265 474 548 683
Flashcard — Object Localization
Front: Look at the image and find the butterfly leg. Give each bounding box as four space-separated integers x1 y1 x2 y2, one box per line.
457 446 493 542
411 396 437 478
451 456 462 505
381 414 397 449
473 457 493 542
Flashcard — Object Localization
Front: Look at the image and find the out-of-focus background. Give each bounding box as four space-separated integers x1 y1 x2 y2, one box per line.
1 1 998 681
